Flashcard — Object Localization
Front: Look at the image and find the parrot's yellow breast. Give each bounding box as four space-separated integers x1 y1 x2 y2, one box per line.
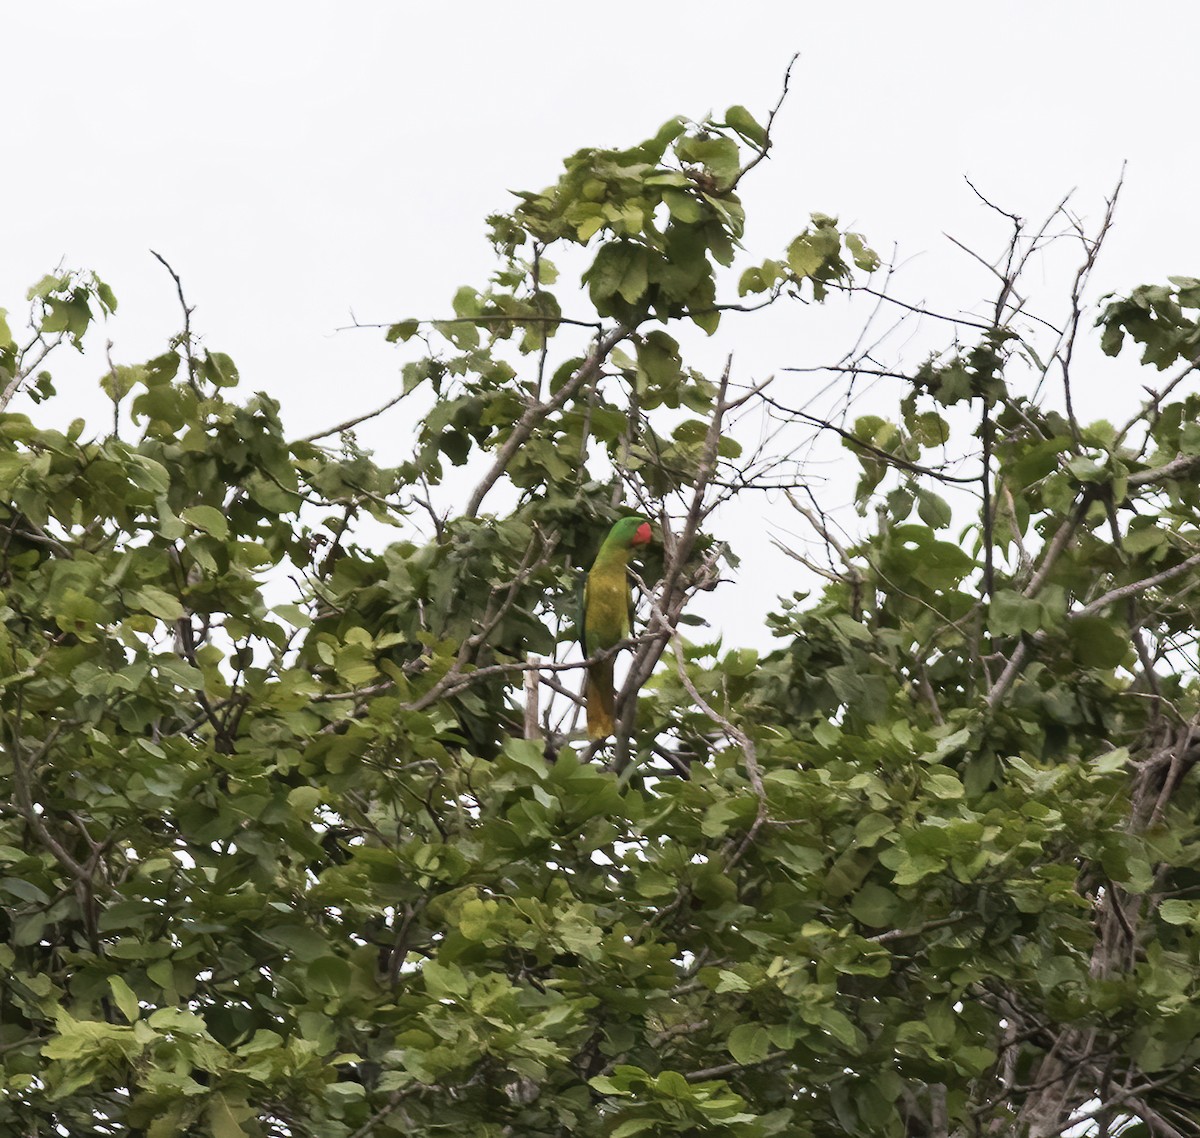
584 568 630 651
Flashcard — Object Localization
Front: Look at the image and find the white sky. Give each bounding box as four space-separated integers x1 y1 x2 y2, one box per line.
5 1 1199 646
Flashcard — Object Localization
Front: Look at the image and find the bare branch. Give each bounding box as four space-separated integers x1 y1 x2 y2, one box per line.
298 389 410 444
1076 548 1200 620
150 250 201 395
729 53 798 190
465 324 629 518
338 313 603 334
787 406 981 484
1 328 66 412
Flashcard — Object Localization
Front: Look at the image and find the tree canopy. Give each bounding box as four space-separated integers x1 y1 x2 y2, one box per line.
3 81 1200 1138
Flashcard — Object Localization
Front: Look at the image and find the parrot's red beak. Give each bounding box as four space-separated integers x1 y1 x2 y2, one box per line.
633 522 652 546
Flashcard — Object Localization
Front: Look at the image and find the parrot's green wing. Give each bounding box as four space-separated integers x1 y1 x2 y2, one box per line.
581 516 651 740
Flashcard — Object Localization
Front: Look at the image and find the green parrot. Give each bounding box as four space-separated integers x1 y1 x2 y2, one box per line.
582 515 653 740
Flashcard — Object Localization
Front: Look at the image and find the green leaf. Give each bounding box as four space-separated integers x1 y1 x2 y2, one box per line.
724 105 767 147
727 1023 771 1064
0 877 49 904
206 1094 249 1138
202 351 240 388
180 505 230 539
849 884 898 928
387 320 420 342
308 955 352 996
108 976 140 1023
260 925 330 962
131 586 185 623
675 134 742 186
584 242 649 309
611 1120 658 1138
845 232 880 272
1068 616 1128 669
662 189 706 224
1159 900 1199 926
916 489 952 528
95 278 118 313
788 233 826 278
819 1007 859 1049
926 770 964 800
991 590 1045 637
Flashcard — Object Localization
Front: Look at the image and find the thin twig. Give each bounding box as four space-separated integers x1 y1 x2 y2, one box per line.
298 390 410 443
729 53 798 189
150 250 200 395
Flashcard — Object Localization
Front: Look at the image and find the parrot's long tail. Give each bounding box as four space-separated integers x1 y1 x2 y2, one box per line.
586 657 616 740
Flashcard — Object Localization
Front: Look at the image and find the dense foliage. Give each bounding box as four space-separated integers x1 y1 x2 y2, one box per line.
3 87 1200 1137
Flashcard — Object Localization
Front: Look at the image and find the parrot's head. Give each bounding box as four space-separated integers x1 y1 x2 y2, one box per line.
608 515 652 549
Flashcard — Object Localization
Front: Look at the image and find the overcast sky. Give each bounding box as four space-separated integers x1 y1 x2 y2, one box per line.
5 1 1199 644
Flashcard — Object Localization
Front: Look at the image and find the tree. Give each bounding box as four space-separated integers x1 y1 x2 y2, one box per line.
2 72 1200 1138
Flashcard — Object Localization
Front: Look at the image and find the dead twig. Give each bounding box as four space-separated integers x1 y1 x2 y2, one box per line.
150 250 200 395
